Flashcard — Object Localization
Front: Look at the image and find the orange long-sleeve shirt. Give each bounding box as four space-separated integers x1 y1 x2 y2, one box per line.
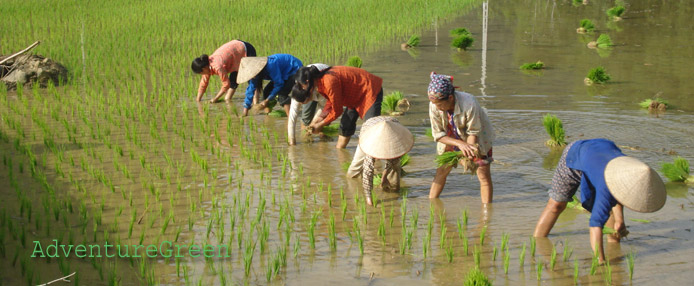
317 66 383 124
198 40 247 94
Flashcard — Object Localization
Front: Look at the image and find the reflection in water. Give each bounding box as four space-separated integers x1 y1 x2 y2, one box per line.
542 146 565 171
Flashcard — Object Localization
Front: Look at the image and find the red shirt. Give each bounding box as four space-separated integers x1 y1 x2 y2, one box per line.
317 66 383 124
198 40 247 94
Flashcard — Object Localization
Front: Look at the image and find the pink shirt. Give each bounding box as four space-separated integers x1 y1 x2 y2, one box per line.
198 40 247 94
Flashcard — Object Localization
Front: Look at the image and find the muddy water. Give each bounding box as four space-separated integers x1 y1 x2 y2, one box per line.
253 0 694 285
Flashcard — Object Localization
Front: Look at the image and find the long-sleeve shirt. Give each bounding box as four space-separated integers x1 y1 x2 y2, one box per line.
244 54 303 109
316 66 383 124
565 139 625 227
198 40 247 95
287 63 330 142
429 91 494 155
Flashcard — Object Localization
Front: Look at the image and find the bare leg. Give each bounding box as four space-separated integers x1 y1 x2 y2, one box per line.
336 135 350 149
429 165 453 198
283 104 290 116
533 198 567 237
476 164 493 204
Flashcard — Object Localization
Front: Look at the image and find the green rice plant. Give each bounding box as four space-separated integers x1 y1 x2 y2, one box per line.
293 235 301 258
550 245 557 270
492 245 498 261
422 232 431 258
435 151 463 167
346 56 363 68
603 258 613 285
530 236 536 257
563 240 573 262
567 195 584 209
519 242 527 267
463 268 492 286
596 34 613 48
586 67 611 84
639 98 669 110
479 226 487 245
590 249 599 275
626 251 635 280
450 28 471 37
574 258 579 283
519 61 544 70
406 35 421 47
268 110 286 117
500 233 510 252
537 261 543 281
445 240 454 263
606 5 626 19
474 246 481 268
661 157 693 183
503 250 510 274
381 91 404 115
578 19 595 33
452 35 474 51
543 114 567 147
328 213 337 251
243 239 256 277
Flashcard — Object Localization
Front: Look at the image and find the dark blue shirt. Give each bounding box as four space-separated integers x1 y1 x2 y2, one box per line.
244 54 303 108
566 139 625 227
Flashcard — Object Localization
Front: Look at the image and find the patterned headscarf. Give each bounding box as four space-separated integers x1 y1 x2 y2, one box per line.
427 72 455 101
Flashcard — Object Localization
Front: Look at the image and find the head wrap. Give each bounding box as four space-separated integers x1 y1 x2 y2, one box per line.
427 72 455 101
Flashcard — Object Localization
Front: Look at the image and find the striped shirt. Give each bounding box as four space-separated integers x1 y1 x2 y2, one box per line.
197 40 247 94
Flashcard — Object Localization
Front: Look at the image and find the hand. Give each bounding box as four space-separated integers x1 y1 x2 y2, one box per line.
258 100 268 109
209 98 218 103
456 141 479 158
609 221 629 242
365 196 374 206
308 123 322 134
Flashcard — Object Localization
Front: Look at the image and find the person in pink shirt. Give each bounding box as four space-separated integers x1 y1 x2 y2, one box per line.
191 40 256 103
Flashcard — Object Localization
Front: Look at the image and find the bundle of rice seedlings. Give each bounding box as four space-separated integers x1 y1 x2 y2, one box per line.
400 153 411 168
381 91 405 115
452 35 474 51
320 123 340 137
661 157 693 183
543 114 567 147
268 110 286 117
450 28 471 37
584 67 611 85
520 61 544 70
406 35 420 47
567 195 585 210
463 268 492 286
435 145 481 174
572 0 587 6
577 19 595 34
587 34 612 48
346 56 363 68
607 5 625 20
639 98 669 111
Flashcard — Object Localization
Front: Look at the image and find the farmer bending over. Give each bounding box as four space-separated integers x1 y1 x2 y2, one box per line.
236 54 303 116
533 138 666 263
191 40 256 103
427 72 495 203
287 63 330 145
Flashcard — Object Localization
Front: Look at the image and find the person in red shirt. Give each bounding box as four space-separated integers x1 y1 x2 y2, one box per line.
290 65 383 148
191 40 256 103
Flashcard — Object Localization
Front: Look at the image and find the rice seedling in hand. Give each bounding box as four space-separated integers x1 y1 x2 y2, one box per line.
577 19 595 34
519 61 544 70
543 114 567 147
463 268 491 286
584 67 611 85
661 157 693 183
346 56 363 68
435 151 463 167
452 35 474 51
607 4 626 21
639 97 669 111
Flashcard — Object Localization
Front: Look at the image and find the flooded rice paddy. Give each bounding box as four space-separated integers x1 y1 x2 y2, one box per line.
1 0 693 285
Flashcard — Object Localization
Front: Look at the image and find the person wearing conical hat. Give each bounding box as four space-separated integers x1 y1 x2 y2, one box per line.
533 139 666 263
346 116 413 206
290 65 383 149
427 72 495 203
237 54 303 116
191 40 256 103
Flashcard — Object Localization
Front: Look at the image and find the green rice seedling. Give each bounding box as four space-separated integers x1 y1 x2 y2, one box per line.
243 239 256 277
501 232 509 252
463 235 469 256
294 235 301 258
519 242 527 267
661 157 693 183
577 19 595 33
452 35 474 51
595 34 613 48
381 91 404 115
503 249 510 274
346 56 363 68
567 195 583 209
590 249 599 275
268 110 286 117
543 114 566 147
627 251 635 280
519 61 544 70
445 240 454 263
308 212 319 249
492 245 498 261
537 261 543 281
603 258 613 285
435 151 463 167
329 213 337 251
463 268 492 286
639 98 669 110
406 35 420 47
474 246 481 268
341 200 348 220
439 223 448 249
479 226 487 245
607 5 625 20
530 236 536 257
585 67 611 85
356 228 365 255
574 258 579 283
550 245 557 270
563 240 573 262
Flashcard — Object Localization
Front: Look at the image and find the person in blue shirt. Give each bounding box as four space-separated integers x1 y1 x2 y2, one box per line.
236 54 303 116
533 139 666 263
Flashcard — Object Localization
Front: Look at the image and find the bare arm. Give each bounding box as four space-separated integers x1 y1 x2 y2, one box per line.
589 226 606 263
436 135 479 158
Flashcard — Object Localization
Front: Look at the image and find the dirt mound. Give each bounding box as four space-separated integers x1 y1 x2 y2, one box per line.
1 54 68 90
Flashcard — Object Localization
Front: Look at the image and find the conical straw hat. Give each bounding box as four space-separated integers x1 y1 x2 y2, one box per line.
237 57 268 84
359 118 414 159
604 156 666 213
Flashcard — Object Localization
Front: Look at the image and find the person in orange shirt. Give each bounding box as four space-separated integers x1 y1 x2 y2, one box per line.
191 40 256 103
290 65 383 148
